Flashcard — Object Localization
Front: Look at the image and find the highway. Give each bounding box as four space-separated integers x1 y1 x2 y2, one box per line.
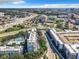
0 13 38 32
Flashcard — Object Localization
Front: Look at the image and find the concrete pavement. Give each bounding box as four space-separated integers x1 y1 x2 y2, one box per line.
41 30 56 59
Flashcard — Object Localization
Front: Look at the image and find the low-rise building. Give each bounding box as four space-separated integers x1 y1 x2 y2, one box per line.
0 12 4 17
7 37 25 45
58 15 68 18
0 35 26 55
0 45 23 56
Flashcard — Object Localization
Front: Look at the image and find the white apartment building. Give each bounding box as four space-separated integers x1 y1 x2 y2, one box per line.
48 29 79 59
0 45 23 55
27 28 39 52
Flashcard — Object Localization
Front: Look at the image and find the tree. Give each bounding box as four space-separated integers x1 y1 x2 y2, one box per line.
24 52 37 59
64 22 69 29
55 20 64 29
43 55 48 59
73 26 78 30
11 55 24 59
71 14 75 19
0 55 9 59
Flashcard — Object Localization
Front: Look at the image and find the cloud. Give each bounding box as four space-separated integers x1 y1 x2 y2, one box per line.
0 0 25 4
12 0 25 4
31 4 79 8
0 0 7 4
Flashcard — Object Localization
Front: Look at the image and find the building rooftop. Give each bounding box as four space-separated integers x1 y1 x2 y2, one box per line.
64 44 79 53
50 29 63 44
57 32 79 44
27 28 39 52
7 37 25 45
0 45 23 51
49 29 79 53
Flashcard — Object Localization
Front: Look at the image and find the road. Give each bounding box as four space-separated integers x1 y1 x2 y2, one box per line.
0 13 38 32
41 30 56 59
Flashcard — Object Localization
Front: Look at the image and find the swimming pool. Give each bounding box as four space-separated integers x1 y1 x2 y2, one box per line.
7 37 25 45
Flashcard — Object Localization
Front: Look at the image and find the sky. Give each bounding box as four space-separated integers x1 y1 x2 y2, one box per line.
0 0 79 8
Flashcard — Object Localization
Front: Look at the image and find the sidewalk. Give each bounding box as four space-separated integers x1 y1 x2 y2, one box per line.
41 30 56 59
46 36 56 59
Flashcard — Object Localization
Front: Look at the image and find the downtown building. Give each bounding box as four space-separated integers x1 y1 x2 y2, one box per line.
47 29 79 59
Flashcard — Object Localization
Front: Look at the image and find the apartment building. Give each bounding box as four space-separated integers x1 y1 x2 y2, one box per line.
0 45 23 56
27 28 39 52
48 29 79 59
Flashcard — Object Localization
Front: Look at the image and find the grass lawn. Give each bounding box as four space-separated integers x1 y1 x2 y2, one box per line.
0 29 26 37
